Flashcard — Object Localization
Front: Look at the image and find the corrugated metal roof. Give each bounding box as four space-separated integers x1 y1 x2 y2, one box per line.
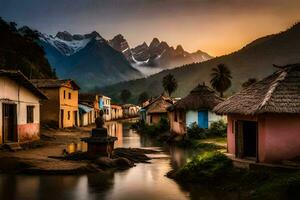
79 103 93 114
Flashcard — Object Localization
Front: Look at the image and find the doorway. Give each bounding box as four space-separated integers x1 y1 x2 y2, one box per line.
2 103 17 143
74 111 78 127
198 111 208 128
60 109 64 128
236 120 258 159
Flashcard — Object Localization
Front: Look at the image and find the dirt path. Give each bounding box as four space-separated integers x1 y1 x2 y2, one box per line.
0 126 99 174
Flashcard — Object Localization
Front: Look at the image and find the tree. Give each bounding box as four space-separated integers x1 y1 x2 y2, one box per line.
120 89 131 103
242 78 257 88
162 73 178 97
210 64 232 97
138 92 149 105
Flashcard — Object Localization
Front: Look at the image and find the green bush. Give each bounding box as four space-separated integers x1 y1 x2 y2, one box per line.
175 151 232 182
209 120 227 137
253 171 300 199
132 118 170 136
187 120 227 139
187 122 207 139
157 117 169 132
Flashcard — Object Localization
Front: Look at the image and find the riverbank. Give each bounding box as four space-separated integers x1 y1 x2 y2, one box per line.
0 125 159 175
167 140 300 199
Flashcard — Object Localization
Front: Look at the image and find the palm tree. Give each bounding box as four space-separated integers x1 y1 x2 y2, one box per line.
162 73 178 97
210 64 232 97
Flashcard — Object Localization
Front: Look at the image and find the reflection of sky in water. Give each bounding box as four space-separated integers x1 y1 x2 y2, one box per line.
0 120 196 200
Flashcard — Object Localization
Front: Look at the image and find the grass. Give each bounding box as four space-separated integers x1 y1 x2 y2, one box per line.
173 151 233 182
170 150 300 199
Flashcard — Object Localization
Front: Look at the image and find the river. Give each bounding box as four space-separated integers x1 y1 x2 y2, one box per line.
0 120 228 200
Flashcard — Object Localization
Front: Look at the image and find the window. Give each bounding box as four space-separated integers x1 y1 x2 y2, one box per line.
150 115 153 124
63 90 66 99
174 111 178 122
68 92 71 99
27 106 34 123
68 111 71 120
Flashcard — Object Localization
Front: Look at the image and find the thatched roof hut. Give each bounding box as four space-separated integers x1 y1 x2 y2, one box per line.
214 64 300 115
144 95 173 114
169 84 223 111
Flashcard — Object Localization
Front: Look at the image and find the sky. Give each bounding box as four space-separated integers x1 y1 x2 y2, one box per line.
1 0 300 56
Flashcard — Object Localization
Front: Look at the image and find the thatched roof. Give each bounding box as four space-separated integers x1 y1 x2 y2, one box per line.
214 64 300 115
0 70 47 100
144 95 173 114
31 79 80 90
169 84 223 111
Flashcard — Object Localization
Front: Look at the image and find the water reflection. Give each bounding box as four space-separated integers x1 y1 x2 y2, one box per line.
0 119 227 200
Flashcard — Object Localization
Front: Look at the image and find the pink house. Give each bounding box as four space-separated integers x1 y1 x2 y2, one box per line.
214 64 300 163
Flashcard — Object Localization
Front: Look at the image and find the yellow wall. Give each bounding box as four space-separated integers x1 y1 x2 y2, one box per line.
39 88 60 125
59 86 79 128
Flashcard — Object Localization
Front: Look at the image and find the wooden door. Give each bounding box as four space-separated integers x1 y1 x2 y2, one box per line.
2 103 17 143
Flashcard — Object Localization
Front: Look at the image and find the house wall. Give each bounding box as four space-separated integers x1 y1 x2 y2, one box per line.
38 88 60 126
146 113 166 125
186 110 223 128
227 114 300 163
99 96 111 121
186 111 198 127
59 86 79 128
0 77 41 143
168 111 186 135
111 106 123 120
208 111 225 127
261 114 300 163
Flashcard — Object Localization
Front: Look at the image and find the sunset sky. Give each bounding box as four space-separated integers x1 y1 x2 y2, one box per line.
1 0 300 56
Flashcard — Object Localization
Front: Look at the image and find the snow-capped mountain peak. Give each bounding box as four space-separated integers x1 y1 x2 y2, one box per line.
40 31 103 56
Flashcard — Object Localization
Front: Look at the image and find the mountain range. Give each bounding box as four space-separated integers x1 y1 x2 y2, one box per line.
109 35 213 75
101 22 300 103
39 31 143 90
39 30 211 90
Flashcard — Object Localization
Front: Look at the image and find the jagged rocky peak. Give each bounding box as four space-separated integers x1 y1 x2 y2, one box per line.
159 41 170 49
56 31 73 41
175 45 184 54
84 31 101 39
149 38 160 49
109 34 130 52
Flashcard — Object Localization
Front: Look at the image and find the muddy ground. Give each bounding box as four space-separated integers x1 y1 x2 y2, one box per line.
0 125 156 174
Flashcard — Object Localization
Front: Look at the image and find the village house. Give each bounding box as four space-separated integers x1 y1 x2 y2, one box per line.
98 94 111 121
31 79 80 128
214 64 300 163
111 104 123 120
122 104 140 119
78 103 95 126
168 84 224 135
0 70 47 144
141 95 173 125
79 93 100 119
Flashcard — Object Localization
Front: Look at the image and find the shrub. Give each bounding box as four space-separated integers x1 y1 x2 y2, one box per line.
157 117 169 132
187 122 207 139
132 118 170 136
175 151 232 182
209 120 227 137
